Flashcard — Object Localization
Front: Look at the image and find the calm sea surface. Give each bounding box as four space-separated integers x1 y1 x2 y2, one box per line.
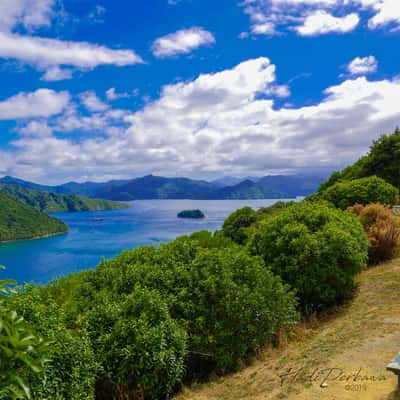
0 199 292 284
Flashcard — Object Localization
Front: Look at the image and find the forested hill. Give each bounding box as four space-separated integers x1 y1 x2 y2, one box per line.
319 128 400 192
0 184 128 213
0 174 326 201
0 192 67 242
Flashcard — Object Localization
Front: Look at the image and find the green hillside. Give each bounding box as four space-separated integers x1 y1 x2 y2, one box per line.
0 184 128 213
319 127 400 192
0 192 68 242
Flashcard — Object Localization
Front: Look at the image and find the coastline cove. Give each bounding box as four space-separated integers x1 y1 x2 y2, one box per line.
0 199 296 284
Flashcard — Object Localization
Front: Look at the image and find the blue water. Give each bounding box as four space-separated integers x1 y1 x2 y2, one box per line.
0 199 288 284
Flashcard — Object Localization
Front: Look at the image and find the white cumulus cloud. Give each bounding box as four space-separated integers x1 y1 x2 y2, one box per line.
347 55 378 75
240 0 400 36
151 27 215 58
0 89 70 120
0 0 143 80
0 33 143 76
80 91 109 112
3 57 400 183
296 11 360 35
106 88 130 101
0 0 55 32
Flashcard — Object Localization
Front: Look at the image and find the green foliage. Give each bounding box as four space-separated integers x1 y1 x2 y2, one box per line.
187 230 234 249
9 284 98 400
87 286 186 400
3 235 295 398
320 176 398 209
0 269 48 400
177 209 205 219
93 239 298 377
362 128 400 188
257 201 295 218
0 184 127 213
320 128 400 191
0 192 67 242
222 206 258 244
249 202 370 314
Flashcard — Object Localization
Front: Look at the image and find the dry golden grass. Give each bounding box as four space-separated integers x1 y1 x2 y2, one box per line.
175 259 400 400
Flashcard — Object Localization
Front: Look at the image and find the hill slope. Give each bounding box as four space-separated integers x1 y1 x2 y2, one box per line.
320 128 400 193
0 174 326 200
0 184 128 213
0 192 68 242
176 258 400 400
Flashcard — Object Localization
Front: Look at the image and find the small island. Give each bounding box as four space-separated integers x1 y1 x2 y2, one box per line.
177 209 205 219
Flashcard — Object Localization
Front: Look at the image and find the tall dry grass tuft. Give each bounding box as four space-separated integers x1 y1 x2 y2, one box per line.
347 203 400 265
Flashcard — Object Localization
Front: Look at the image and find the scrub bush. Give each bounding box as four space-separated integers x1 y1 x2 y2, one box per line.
249 202 370 314
321 176 398 210
221 207 257 244
93 239 298 377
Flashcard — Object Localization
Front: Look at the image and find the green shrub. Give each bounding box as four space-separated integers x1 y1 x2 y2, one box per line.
187 230 234 249
257 201 295 217
249 202 370 314
347 203 400 265
0 271 48 400
222 207 257 244
9 285 98 400
86 286 187 400
321 176 398 210
89 239 298 377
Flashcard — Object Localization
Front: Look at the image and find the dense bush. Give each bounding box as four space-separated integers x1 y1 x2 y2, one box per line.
87 238 298 377
222 206 257 244
9 284 98 400
257 201 295 217
249 202 370 314
0 271 48 400
347 203 400 265
321 176 398 210
187 230 234 249
87 286 186 400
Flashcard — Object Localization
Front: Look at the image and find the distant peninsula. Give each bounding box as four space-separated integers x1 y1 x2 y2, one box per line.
0 192 68 242
0 184 128 213
177 209 205 219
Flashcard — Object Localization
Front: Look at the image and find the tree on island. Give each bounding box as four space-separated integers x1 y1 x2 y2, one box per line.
177 209 205 219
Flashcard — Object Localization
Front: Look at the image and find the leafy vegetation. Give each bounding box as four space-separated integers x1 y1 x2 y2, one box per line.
348 203 400 265
221 207 258 244
2 232 298 399
320 176 398 209
177 209 205 219
85 286 186 400
0 184 127 213
0 268 48 400
0 192 67 242
320 127 400 191
249 201 370 314
5 134 393 398
8 282 99 400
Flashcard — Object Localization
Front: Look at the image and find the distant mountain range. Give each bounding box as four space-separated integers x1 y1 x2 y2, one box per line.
0 174 327 201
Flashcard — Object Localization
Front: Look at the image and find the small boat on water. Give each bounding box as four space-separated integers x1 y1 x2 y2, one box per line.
92 217 104 222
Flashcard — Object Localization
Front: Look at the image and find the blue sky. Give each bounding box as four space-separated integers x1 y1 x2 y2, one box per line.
0 0 400 184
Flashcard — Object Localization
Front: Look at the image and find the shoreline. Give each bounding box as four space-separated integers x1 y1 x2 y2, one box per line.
0 230 68 244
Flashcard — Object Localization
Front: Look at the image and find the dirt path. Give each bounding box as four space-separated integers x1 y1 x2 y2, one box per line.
175 260 400 400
